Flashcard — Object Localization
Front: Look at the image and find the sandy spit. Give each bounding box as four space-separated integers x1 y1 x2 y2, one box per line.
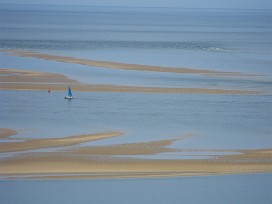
3 49 248 76
0 69 263 95
1 153 271 179
0 131 123 153
0 128 18 139
70 138 182 155
1 128 272 179
0 68 76 83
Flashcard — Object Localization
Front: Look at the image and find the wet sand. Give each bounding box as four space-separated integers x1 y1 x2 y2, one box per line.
3 49 242 76
0 131 123 153
2 154 271 180
0 68 264 95
0 68 76 83
1 51 271 179
1 128 271 179
0 128 18 139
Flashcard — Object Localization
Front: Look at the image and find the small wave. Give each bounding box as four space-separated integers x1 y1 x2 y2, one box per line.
0 39 213 51
206 46 272 54
206 47 227 52
1 39 271 54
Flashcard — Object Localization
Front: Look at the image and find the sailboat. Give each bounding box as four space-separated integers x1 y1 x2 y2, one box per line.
64 85 74 99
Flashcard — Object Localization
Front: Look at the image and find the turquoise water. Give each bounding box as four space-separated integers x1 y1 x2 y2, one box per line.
1 4 272 204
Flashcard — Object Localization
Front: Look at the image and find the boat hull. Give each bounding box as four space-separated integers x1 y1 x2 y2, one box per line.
64 96 74 99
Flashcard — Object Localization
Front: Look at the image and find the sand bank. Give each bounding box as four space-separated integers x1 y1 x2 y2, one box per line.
0 82 262 95
0 68 76 83
0 128 18 139
1 129 271 179
3 49 248 76
70 138 182 155
0 131 123 153
218 149 272 162
0 68 263 95
1 153 271 179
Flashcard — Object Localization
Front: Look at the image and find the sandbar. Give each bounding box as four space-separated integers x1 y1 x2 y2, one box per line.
70 138 182 155
0 131 123 153
1 129 271 179
0 128 18 139
0 68 76 83
3 49 251 76
0 68 264 95
1 152 271 179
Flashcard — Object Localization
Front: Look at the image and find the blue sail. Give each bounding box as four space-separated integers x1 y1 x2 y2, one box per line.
68 85 72 97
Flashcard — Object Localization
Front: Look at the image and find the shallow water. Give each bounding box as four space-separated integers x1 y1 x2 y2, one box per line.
0 5 272 203
1 174 272 204
1 90 271 150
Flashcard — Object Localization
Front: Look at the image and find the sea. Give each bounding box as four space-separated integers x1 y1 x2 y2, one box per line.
0 4 272 204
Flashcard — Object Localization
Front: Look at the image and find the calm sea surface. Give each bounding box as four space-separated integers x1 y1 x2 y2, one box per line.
0 4 272 204
1 174 272 204
1 90 271 150
1 5 272 73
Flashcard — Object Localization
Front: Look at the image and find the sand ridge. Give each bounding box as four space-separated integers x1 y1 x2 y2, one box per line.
69 138 183 155
0 68 264 95
3 49 241 76
1 128 271 179
0 128 18 139
1 50 271 179
0 68 76 83
0 130 123 153
1 151 271 180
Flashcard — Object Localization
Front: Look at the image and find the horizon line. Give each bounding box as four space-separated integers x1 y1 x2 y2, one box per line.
1 3 272 10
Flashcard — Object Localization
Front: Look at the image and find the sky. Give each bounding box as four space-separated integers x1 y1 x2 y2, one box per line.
1 0 272 9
